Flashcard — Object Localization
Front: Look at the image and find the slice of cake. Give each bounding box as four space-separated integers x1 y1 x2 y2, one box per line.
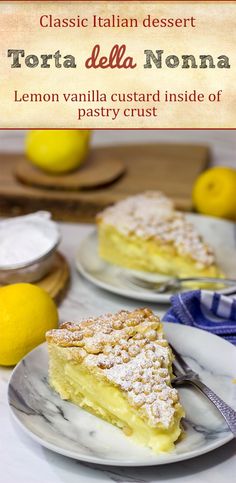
46 308 184 454
96 191 222 278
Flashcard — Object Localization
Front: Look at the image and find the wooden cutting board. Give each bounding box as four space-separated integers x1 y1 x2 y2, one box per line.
0 143 209 222
15 151 125 190
37 252 70 304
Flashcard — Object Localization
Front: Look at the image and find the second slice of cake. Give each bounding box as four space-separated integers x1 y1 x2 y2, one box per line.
96 191 222 278
46 308 184 453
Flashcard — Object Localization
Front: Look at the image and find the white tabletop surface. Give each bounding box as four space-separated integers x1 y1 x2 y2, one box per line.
1 221 236 483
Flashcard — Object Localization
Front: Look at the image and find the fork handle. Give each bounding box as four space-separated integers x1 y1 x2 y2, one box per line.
190 379 236 437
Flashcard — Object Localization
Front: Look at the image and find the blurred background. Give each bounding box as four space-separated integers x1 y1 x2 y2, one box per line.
0 130 235 167
0 129 235 223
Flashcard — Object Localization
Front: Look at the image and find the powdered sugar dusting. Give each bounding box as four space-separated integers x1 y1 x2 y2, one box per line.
0 211 59 267
47 308 183 428
97 191 215 268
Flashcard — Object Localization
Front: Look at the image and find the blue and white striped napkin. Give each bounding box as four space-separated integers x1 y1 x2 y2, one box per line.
164 290 236 344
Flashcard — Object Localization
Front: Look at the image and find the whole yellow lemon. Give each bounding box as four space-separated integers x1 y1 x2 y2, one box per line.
26 130 91 174
0 283 58 366
193 167 236 220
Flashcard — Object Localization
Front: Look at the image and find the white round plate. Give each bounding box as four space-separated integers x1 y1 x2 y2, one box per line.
8 323 236 466
75 214 236 303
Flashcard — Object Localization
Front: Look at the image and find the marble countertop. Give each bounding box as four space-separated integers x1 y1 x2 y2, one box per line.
1 221 236 483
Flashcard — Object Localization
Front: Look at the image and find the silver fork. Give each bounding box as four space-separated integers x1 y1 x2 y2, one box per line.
128 275 236 294
170 343 236 437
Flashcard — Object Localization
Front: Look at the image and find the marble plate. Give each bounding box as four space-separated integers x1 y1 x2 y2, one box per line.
8 323 236 466
75 214 236 303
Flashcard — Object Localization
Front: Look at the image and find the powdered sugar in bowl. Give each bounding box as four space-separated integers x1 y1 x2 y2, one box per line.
0 211 61 284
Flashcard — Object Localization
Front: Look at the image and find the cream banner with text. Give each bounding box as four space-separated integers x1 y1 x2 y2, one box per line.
0 1 236 128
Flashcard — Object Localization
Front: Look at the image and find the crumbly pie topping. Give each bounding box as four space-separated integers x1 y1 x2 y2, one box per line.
46 308 182 428
97 191 215 268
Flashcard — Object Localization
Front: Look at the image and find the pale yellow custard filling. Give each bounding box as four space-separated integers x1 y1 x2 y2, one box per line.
98 224 222 279
49 352 183 453
96 191 223 280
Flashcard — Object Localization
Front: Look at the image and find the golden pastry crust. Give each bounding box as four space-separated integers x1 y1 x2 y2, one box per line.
46 308 183 429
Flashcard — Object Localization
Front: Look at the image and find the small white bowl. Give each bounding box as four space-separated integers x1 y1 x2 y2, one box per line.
0 212 61 284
